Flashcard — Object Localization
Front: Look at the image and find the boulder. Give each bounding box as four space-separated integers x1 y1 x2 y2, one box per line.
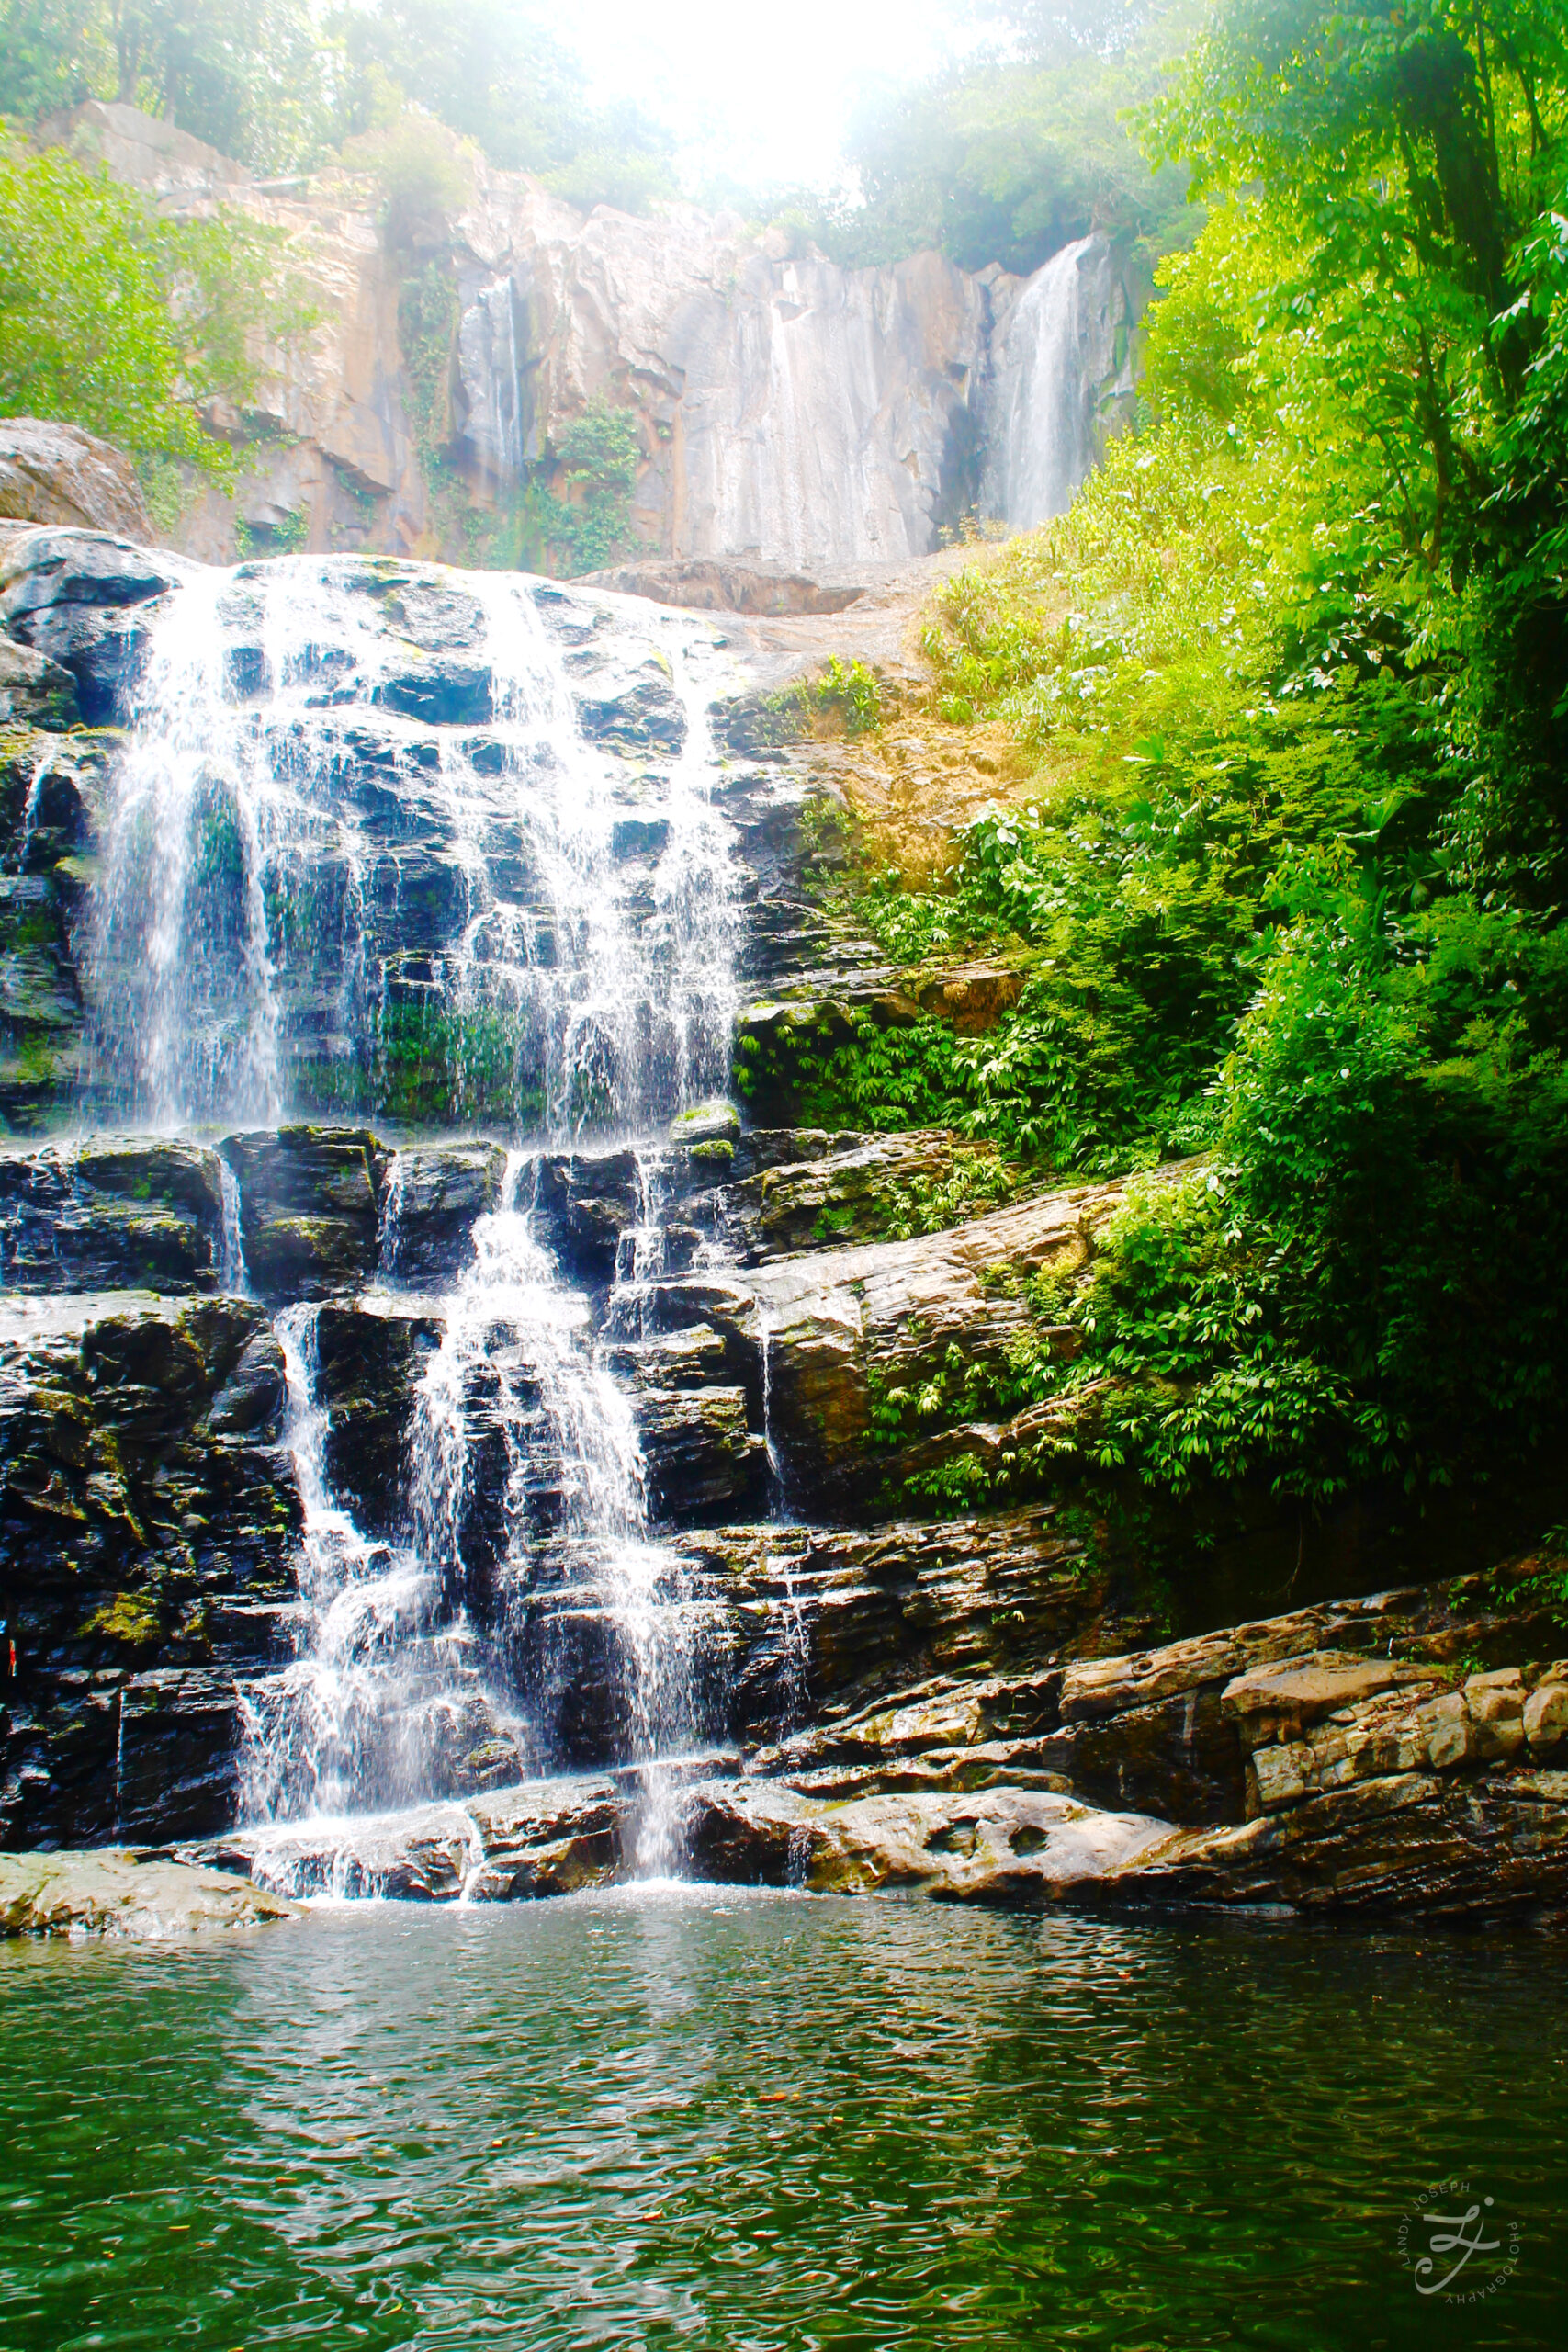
1524 1679 1568 1752
683 1778 1171 1903
0 420 155 541
667 1098 741 1149
0 638 78 726
379 1140 509 1282
0 527 186 723
464 1776 631 1899
220 1125 389 1299
576 558 866 616
0 1136 226 1293
0 1847 300 1939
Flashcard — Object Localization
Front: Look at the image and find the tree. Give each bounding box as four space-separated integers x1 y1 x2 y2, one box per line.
0 131 275 469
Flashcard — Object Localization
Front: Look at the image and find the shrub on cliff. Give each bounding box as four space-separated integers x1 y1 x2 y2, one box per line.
0 133 285 476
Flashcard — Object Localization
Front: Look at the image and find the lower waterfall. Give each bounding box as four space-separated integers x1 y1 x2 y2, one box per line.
85 549 746 1883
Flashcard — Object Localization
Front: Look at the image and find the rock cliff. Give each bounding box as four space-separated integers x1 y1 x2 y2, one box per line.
2 524 1563 1931
33 102 1144 573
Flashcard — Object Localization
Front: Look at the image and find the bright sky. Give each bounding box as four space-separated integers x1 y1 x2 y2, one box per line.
558 0 978 196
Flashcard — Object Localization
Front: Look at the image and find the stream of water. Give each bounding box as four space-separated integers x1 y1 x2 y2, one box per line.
92 555 742 1865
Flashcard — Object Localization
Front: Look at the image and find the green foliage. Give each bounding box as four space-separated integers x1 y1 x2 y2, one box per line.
335 0 674 209
748 0 1198 276
1 0 674 203
396 259 458 468
0 0 339 173
828 0 1568 1532
0 133 281 470
340 109 475 245
880 1148 1021 1239
235 505 307 557
807 658 884 737
537 401 641 577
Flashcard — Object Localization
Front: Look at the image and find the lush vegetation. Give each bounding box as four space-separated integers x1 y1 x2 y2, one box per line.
0 129 280 472
802 0 1568 1537
750 1 1195 276
0 0 674 206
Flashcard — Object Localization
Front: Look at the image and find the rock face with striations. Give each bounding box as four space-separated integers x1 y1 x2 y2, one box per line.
3 520 1565 1927
30 102 1144 570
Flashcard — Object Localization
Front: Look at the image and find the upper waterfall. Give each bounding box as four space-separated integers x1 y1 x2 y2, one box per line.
84 554 739 1137
985 236 1131 532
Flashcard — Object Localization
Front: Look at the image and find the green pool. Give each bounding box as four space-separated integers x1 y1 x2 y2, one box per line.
0 1892 1559 2348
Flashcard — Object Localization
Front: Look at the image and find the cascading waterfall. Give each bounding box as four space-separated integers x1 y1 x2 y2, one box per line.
89 555 738 1137
989 235 1099 533
240 1306 464 1822
94 549 743 1871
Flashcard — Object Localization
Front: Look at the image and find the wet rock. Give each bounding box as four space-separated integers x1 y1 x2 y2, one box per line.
702 1505 1130 1747
0 1847 300 1939
683 1779 1170 1903
206 1326 288 1434
0 528 185 723
0 527 178 624
381 1140 508 1283
215 1776 632 1902
0 1292 300 1849
0 1136 225 1293
573 669 687 752
374 653 494 727
611 815 670 859
633 1385 761 1521
534 1148 643 1285
0 420 156 541
312 1299 443 1534
0 638 78 726
374 578 488 653
242 1804 481 1902
667 1097 741 1150
1088 1764 1568 1919
603 1322 736 1393
221 1125 389 1299
113 1667 249 1842
465 1776 630 1899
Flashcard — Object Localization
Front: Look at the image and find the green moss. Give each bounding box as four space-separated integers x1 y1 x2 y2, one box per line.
84 1592 164 1648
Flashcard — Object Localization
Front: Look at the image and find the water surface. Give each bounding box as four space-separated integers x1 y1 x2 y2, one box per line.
1 1893 1560 2349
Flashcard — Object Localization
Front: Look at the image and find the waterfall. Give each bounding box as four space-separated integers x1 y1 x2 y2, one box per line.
989 235 1100 533
101 552 746 1871
88 555 738 1137
239 1306 506 1823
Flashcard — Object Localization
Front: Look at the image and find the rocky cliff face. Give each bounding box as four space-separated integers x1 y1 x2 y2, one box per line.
3 523 1563 1930
35 103 1144 573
